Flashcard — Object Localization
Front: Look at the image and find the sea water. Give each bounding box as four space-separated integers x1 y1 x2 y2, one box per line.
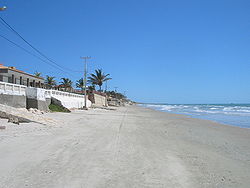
141 104 250 128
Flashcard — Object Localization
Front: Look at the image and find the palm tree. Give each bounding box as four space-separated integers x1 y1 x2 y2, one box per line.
45 76 56 89
34 71 42 77
88 69 112 91
88 85 96 91
76 78 84 91
60 78 73 92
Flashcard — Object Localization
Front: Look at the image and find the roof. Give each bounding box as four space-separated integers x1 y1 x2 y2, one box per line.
0 64 44 80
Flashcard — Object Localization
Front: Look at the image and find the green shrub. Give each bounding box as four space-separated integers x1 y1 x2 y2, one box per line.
49 104 70 113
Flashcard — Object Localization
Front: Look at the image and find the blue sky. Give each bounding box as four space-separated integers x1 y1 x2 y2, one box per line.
0 0 250 103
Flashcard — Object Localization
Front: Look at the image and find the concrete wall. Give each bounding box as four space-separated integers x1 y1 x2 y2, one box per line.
46 98 51 106
0 81 26 108
26 98 49 111
0 94 26 108
0 81 91 110
92 93 107 107
26 87 49 111
27 88 92 110
45 90 92 109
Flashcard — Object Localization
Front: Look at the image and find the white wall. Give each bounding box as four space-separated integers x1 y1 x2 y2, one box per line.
26 87 46 101
0 83 91 109
0 81 26 96
93 93 107 107
45 89 92 109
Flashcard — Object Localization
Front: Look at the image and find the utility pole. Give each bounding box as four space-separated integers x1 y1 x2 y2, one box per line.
114 87 118 99
104 81 108 107
80 56 91 109
105 81 108 92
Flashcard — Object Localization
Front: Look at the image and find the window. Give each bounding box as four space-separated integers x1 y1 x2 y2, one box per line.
8 76 12 83
12 74 14 84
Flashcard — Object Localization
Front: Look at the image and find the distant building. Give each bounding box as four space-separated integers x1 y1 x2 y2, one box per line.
0 64 44 87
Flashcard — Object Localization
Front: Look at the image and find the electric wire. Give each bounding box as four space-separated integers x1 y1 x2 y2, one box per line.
0 34 78 77
0 16 83 73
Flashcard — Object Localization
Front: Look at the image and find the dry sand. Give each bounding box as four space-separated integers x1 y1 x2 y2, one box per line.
0 105 249 188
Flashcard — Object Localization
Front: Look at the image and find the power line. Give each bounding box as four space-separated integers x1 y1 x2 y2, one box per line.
0 34 77 77
0 16 83 73
0 17 57 64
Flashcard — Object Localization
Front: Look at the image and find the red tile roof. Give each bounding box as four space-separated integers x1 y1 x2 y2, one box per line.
0 64 44 80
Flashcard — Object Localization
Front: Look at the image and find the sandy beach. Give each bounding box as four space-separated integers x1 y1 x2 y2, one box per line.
0 105 250 188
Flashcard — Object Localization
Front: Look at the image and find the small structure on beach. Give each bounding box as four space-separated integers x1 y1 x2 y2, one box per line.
88 90 108 107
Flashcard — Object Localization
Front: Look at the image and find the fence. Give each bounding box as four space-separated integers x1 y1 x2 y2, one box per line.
0 81 26 96
45 89 85 99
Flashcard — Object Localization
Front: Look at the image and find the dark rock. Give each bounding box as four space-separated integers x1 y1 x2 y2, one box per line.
0 111 31 124
0 126 6 130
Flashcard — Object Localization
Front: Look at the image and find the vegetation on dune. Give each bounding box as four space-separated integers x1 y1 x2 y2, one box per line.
106 91 126 100
49 104 70 113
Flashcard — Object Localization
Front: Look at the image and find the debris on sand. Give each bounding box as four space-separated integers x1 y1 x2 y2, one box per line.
0 104 56 125
0 126 6 130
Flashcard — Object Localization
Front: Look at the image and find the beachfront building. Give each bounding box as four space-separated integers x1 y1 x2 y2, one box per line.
0 64 44 88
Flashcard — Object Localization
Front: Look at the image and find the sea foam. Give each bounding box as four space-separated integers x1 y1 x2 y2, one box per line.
141 104 250 128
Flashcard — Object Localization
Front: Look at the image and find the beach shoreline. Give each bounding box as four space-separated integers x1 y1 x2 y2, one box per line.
140 103 250 129
140 104 250 130
0 105 250 187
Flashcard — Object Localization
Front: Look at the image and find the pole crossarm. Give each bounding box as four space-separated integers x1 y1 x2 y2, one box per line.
0 6 7 11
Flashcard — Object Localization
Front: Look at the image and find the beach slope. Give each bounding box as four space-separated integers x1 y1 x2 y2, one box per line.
0 106 249 187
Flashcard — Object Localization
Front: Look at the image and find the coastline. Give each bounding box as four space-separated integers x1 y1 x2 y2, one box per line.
141 104 250 130
0 105 250 187
140 104 250 129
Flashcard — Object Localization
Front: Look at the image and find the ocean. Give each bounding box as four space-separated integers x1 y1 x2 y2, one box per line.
141 104 250 128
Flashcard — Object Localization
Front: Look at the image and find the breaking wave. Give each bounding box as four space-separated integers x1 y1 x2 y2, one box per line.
141 104 250 128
